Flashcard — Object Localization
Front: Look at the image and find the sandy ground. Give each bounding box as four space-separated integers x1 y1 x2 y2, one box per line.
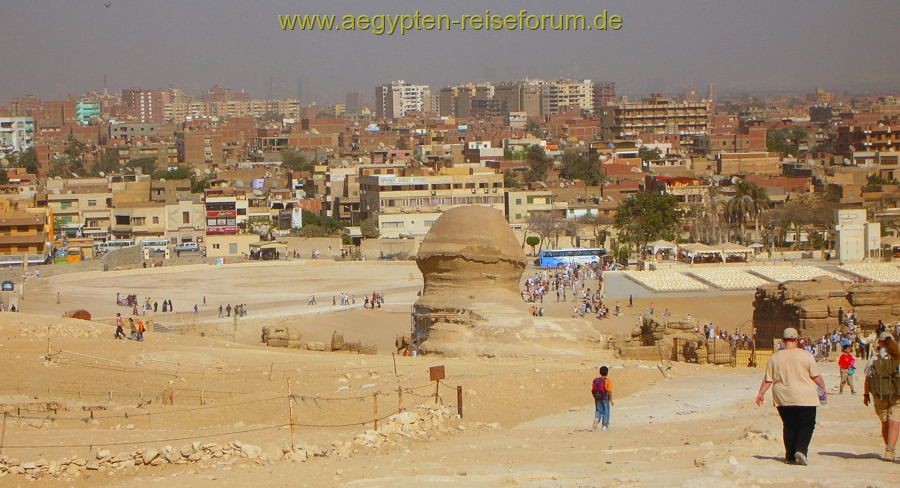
0 260 894 487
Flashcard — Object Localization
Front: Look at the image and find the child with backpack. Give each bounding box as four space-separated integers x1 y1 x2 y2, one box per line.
591 366 614 431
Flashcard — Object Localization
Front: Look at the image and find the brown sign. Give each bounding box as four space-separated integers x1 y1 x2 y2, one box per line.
429 365 445 382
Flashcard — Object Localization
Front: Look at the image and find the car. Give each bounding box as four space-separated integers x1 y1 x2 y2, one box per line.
173 242 200 253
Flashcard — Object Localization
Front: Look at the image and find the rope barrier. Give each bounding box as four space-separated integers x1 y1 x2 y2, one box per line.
2 423 290 449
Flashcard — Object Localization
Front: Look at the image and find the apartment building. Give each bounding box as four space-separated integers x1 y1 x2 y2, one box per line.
0 211 49 256
608 96 710 146
205 187 248 235
835 124 896 158
44 183 113 240
121 88 169 123
113 143 179 168
504 190 567 226
0 117 35 157
375 81 431 119
592 82 617 113
360 169 504 238
110 202 167 239
75 100 101 124
540 80 594 116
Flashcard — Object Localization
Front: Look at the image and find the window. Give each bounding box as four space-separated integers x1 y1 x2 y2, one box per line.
228 243 238 254
182 211 190 224
132 217 145 226
60 201 72 209
87 200 97 207
212 243 220 249
152 216 159 224
516 198 522 205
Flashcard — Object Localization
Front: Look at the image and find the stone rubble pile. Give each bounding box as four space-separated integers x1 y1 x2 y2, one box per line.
0 403 484 480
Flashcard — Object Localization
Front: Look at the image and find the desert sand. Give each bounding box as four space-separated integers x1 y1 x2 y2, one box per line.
0 259 894 487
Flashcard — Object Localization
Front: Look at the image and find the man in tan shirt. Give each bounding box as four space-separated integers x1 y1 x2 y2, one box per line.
755 327 828 465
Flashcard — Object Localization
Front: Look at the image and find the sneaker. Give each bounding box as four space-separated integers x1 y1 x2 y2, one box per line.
884 447 896 462
601 425 609 431
794 452 807 466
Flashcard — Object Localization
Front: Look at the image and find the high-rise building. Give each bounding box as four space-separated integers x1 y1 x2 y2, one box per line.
592 81 616 113
609 95 710 146
75 99 101 124
0 117 35 156
121 88 169 123
540 80 594 116
345 91 364 113
375 81 431 119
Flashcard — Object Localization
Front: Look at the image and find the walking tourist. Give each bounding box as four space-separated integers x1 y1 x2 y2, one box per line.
838 344 857 394
591 366 614 431
114 313 126 340
863 332 899 461
755 327 827 465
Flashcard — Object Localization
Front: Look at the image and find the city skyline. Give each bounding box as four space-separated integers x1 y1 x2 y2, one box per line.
1 0 899 105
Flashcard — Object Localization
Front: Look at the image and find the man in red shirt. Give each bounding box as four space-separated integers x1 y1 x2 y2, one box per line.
838 344 857 394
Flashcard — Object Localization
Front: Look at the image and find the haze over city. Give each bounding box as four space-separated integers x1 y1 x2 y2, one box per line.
2 0 899 103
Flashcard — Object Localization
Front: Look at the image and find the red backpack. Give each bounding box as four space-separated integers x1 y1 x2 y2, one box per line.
592 377 609 401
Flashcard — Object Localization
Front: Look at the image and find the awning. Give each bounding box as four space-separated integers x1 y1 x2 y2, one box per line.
249 241 287 250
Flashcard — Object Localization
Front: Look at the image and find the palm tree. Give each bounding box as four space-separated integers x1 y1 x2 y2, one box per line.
726 180 767 243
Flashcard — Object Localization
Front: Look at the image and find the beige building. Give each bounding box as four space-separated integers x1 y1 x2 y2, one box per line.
504 190 567 226
716 152 782 176
360 169 504 238
165 199 206 244
110 202 167 239
45 187 113 240
541 80 594 116
609 96 709 144
206 234 260 258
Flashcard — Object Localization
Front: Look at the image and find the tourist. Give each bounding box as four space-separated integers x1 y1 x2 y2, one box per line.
863 332 899 461
307 295 316 306
628 294 633 308
153 301 158 313
135 318 146 341
218 305 223 317
193 304 199 316
755 327 827 466
591 366 614 431
838 344 857 394
226 304 232 317
128 318 138 340
114 313 127 340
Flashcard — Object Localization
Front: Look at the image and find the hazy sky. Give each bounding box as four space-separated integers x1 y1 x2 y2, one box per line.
1 0 898 105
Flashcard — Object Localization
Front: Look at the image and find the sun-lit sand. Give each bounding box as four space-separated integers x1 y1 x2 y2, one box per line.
0 260 894 487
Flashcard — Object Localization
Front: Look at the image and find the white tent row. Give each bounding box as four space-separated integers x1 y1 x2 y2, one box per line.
677 242 754 263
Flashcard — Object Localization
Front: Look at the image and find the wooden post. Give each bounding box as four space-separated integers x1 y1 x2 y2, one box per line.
200 389 205 406
373 392 379 431
286 378 296 451
0 412 7 456
456 385 463 418
269 363 274 381
397 385 403 413
434 379 440 404
391 353 397 376
108 391 112 402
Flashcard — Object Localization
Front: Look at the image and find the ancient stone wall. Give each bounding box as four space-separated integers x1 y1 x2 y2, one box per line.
753 278 900 344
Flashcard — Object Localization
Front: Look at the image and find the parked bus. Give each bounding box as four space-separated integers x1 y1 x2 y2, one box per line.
538 248 607 268
140 238 170 253
93 239 135 255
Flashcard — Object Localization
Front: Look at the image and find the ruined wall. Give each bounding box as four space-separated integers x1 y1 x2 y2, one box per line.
753 278 900 344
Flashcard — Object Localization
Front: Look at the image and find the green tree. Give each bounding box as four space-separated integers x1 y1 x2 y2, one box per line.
20 148 38 174
725 180 768 242
63 135 87 175
525 120 543 138
280 148 312 172
152 166 194 180
766 128 803 157
92 148 120 176
638 146 662 163
125 157 157 175
503 171 521 189
48 155 69 178
614 191 681 256
559 152 605 186
360 218 380 238
525 235 540 256
524 145 550 183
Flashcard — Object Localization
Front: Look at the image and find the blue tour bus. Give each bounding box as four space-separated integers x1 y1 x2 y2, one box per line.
538 248 607 268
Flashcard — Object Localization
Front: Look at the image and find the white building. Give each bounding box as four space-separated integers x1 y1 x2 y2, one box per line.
376 81 431 119
834 209 881 261
540 80 594 116
0 117 35 157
